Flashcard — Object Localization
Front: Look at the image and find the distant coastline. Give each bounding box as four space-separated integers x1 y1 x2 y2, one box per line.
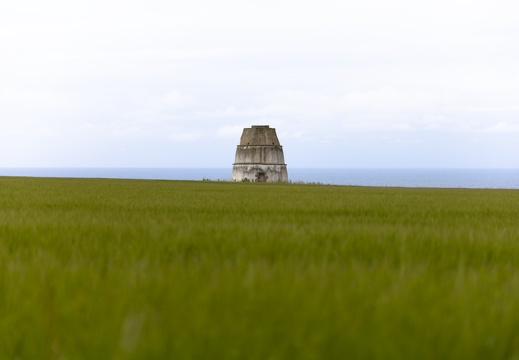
1 168 519 189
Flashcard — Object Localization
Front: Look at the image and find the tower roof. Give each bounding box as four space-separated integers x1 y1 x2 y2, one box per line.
239 125 281 146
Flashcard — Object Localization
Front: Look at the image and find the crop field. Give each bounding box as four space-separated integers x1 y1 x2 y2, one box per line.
1 177 519 359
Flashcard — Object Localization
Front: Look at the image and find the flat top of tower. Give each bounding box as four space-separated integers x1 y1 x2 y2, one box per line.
239 125 281 145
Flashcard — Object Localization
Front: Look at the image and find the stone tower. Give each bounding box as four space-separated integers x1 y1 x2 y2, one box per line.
232 125 288 182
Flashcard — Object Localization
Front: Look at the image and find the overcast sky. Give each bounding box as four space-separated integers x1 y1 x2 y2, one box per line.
1 0 518 168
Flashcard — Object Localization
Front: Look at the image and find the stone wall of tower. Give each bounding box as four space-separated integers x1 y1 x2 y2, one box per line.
233 145 286 165
232 164 288 182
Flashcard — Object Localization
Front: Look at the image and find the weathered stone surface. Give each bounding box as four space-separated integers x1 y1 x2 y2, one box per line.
239 125 281 146
232 126 288 182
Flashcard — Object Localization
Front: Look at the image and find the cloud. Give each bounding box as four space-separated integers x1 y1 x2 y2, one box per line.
169 131 204 142
418 114 466 131
468 106 519 113
0 87 79 116
164 91 196 108
484 122 519 133
341 87 435 112
195 107 240 119
195 88 442 133
216 124 248 138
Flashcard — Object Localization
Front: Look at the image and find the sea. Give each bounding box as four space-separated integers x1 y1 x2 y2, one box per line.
1 168 519 189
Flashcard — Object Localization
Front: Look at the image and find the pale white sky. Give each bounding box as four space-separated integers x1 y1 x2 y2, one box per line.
1 0 518 168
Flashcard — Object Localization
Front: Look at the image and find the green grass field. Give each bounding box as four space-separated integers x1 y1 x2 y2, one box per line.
1 177 519 359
